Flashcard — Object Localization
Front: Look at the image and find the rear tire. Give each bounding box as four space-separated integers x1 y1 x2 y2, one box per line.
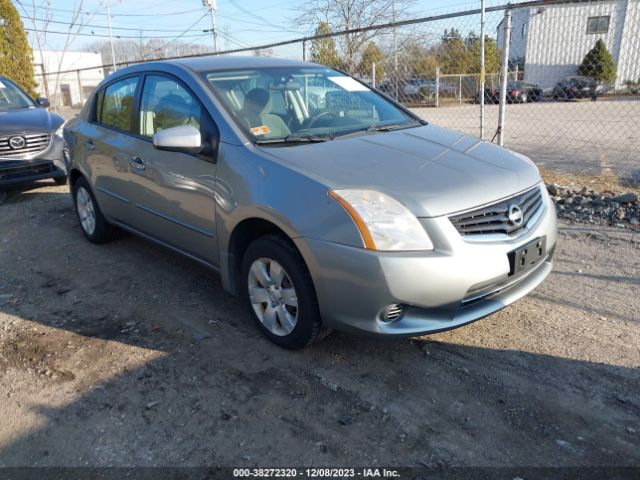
241 234 331 349
72 176 116 244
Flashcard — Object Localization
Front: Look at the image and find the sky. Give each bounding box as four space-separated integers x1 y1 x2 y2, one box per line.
12 0 519 54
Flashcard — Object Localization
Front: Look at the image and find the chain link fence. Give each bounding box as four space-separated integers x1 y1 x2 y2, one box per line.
40 0 640 180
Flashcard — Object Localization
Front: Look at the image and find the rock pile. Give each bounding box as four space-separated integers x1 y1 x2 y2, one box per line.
546 184 639 228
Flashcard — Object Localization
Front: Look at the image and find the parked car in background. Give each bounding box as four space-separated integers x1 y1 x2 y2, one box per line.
0 75 67 189
378 78 460 104
552 76 598 101
478 81 544 104
64 56 557 349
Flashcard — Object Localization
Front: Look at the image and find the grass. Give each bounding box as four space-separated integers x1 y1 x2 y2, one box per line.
539 167 640 195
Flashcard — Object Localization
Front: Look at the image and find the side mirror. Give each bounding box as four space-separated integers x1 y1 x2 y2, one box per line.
152 125 202 154
36 97 50 108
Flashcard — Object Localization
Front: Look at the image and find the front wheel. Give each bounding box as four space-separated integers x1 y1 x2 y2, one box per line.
241 235 331 349
72 176 116 244
54 175 68 186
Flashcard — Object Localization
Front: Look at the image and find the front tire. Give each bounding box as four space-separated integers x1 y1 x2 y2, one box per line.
72 176 116 244
241 235 331 349
54 175 68 186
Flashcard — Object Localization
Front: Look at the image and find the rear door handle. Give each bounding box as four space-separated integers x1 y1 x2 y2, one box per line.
129 156 146 171
83 140 95 151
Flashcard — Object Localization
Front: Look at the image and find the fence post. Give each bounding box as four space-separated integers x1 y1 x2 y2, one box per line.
497 7 512 146
479 0 485 139
372 62 376 88
76 70 84 106
435 66 440 108
458 75 462 103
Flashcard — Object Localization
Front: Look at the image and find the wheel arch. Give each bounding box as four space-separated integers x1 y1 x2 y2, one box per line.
223 215 311 297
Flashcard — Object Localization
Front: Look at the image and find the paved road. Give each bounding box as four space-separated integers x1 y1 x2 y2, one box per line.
0 184 638 468
416 98 640 180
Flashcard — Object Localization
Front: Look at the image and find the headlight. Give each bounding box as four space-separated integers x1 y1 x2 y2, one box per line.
329 189 434 251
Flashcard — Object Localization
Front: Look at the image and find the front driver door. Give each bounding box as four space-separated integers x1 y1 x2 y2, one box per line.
126 73 219 267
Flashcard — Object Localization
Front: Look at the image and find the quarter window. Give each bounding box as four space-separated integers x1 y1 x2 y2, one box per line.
586 16 610 34
98 76 139 132
139 75 202 137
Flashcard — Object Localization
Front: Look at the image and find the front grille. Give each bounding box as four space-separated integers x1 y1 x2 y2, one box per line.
0 132 51 159
449 185 543 237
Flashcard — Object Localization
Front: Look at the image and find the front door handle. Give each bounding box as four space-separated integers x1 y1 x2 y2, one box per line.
130 156 146 171
83 140 95 151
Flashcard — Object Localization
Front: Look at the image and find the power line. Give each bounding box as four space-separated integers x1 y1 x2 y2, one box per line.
141 13 210 59
24 27 208 39
12 1 204 17
18 14 217 33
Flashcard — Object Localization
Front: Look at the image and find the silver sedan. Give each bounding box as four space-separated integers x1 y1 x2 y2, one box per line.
64 56 557 349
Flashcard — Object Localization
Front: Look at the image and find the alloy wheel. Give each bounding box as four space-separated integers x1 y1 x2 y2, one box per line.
76 186 96 235
247 258 298 336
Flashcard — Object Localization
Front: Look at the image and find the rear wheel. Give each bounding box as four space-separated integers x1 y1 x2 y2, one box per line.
72 176 116 244
241 235 331 349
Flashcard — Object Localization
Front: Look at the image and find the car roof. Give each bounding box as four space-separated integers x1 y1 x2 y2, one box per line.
163 55 319 72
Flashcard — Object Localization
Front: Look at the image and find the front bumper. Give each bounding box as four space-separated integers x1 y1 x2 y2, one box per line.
295 190 557 338
0 137 67 187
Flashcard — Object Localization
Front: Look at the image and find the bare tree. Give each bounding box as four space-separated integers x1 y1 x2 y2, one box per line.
294 0 415 66
17 0 101 109
84 38 210 65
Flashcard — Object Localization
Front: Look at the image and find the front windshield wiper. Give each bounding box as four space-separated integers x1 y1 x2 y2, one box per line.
334 122 421 140
255 133 331 145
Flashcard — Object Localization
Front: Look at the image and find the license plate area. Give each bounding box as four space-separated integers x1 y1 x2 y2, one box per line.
508 236 546 276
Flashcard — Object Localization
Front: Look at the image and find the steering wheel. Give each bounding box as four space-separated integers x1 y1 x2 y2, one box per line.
306 111 338 129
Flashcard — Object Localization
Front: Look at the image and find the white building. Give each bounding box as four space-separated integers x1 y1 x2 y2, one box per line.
497 0 640 90
33 51 106 107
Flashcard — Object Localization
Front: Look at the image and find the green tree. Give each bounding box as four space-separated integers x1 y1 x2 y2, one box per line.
402 41 438 79
466 35 501 74
578 39 617 84
0 0 36 96
357 42 385 81
438 30 501 75
310 21 343 70
438 32 470 74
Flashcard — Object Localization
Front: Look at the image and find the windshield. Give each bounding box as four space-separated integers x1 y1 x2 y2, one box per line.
0 78 36 111
203 66 421 145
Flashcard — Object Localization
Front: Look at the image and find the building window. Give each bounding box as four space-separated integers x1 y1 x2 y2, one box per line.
586 16 610 34
521 23 527 38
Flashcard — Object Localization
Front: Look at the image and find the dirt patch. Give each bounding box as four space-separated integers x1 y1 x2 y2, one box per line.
0 182 638 467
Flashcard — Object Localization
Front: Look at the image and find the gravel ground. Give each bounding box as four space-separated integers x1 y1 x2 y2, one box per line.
414 98 640 180
0 183 639 468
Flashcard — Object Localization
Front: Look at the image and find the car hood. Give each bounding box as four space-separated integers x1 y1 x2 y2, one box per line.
0 107 63 135
259 124 541 217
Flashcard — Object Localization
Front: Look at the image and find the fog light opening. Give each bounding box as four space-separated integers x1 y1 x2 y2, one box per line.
381 304 404 323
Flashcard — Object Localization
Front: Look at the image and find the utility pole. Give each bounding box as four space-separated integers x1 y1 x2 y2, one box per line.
203 0 218 53
106 0 117 72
